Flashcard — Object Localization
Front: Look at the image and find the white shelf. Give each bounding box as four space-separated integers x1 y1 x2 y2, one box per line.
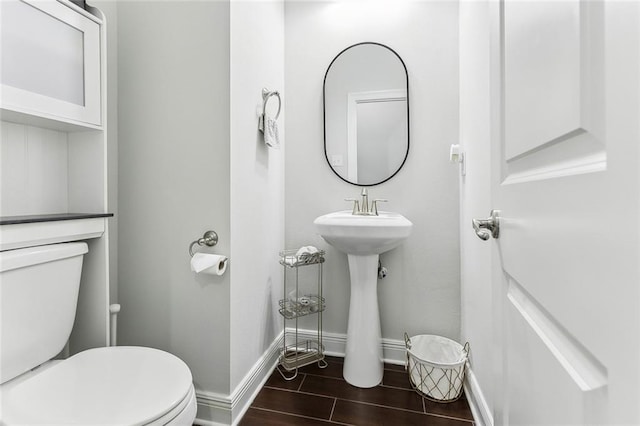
0 217 107 251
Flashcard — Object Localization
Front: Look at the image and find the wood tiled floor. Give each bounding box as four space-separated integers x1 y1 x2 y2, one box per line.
240 356 474 425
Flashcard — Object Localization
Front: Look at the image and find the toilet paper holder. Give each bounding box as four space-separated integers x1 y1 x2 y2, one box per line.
189 230 219 257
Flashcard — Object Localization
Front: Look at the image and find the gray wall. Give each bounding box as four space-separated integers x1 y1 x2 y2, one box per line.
229 0 285 393
116 1 231 395
113 2 459 421
284 1 461 344
115 3 287 421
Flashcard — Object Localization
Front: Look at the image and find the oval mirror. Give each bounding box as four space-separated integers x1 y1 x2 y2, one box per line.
323 42 409 186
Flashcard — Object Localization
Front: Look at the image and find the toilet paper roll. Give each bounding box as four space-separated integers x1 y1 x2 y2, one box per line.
190 253 228 276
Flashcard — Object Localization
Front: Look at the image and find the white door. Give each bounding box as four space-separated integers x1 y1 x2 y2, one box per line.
485 1 640 424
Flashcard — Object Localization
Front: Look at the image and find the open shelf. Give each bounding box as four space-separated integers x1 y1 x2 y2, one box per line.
278 295 326 319
277 248 327 379
279 338 325 371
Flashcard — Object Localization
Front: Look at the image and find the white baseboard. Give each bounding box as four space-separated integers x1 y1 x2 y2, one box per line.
193 390 231 426
293 328 406 366
463 367 493 426
194 331 283 426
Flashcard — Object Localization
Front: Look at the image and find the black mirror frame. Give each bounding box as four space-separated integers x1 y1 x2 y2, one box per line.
323 42 410 187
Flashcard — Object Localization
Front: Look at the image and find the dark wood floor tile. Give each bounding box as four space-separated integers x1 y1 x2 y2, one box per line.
239 407 337 425
424 394 474 421
251 387 335 420
384 362 407 372
242 363 475 426
300 374 424 413
331 399 472 426
264 369 306 391
381 368 412 390
323 355 344 364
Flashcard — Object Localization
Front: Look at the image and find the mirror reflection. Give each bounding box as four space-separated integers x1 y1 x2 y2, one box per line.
323 42 409 186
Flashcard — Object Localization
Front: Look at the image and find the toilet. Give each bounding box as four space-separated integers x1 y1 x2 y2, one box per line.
0 242 197 425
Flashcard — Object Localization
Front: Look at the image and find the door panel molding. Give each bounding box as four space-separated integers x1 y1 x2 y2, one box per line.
502 0 606 184
507 276 607 392
502 129 605 185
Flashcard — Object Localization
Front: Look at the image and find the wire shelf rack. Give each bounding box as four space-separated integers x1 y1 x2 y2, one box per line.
278 336 326 371
277 248 327 380
278 295 326 319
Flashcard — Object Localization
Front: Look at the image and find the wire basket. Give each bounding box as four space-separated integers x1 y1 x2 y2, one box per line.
279 295 326 319
404 333 470 403
279 334 325 371
279 249 325 268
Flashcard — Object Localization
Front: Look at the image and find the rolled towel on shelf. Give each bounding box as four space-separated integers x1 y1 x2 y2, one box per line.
295 245 319 258
280 246 320 267
282 255 297 267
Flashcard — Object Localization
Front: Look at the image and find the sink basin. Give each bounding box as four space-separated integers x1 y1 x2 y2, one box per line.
313 210 413 388
313 210 413 255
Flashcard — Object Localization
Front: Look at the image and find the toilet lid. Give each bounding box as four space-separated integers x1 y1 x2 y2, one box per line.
1 346 193 425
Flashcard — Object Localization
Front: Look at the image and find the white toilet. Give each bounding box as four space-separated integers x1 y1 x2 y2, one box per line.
0 242 197 425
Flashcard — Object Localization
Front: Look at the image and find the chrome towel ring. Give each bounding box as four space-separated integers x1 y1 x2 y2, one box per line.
258 87 281 132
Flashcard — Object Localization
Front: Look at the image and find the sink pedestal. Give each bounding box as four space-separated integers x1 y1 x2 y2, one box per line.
343 254 383 388
313 210 413 388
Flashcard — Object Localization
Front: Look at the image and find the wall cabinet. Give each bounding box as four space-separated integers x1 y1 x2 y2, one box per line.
0 0 102 128
0 0 110 353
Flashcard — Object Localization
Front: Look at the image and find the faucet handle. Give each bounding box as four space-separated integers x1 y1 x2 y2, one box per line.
371 199 388 216
345 198 360 215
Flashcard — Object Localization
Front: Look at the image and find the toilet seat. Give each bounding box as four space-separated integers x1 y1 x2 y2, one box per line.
1 346 196 425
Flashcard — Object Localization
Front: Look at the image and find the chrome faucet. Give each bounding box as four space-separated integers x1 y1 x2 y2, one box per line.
360 188 370 214
345 188 388 216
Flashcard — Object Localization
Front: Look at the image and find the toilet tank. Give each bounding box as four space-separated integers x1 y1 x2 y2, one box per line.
0 242 88 384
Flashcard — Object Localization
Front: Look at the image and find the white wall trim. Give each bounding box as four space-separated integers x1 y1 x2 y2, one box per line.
463 367 493 426
381 335 409 365
294 328 406 366
229 330 283 424
194 331 283 426
193 390 231 426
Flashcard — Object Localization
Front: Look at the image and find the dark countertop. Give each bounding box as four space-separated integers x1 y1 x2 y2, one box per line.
0 213 114 225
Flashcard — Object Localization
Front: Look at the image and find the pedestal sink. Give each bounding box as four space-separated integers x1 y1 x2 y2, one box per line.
313 210 413 388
